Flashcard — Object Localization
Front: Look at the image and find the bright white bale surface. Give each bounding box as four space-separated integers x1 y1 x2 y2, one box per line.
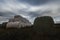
6 21 32 28
6 22 20 28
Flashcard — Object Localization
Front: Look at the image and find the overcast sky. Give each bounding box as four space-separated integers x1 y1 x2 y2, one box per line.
0 0 60 24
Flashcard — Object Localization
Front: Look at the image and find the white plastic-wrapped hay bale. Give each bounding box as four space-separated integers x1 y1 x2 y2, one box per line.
19 21 32 27
6 15 32 28
6 21 31 28
6 22 20 28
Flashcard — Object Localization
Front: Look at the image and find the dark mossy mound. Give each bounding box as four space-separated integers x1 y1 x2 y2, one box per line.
33 16 54 32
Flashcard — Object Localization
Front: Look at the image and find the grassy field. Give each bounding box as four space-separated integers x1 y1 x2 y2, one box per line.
0 26 60 40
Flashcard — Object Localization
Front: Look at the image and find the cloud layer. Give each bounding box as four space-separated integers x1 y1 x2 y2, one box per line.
0 0 60 24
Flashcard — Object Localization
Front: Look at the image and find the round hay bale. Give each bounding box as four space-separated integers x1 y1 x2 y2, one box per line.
33 16 54 33
6 22 20 29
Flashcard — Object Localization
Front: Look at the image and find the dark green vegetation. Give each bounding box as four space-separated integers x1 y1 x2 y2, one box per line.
0 16 60 40
0 22 7 29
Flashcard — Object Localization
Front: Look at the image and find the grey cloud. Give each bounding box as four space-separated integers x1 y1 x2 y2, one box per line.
0 12 16 17
28 12 40 18
18 0 60 6
27 10 52 18
18 0 50 5
0 12 16 24
0 0 60 24
0 16 8 24
0 0 5 3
